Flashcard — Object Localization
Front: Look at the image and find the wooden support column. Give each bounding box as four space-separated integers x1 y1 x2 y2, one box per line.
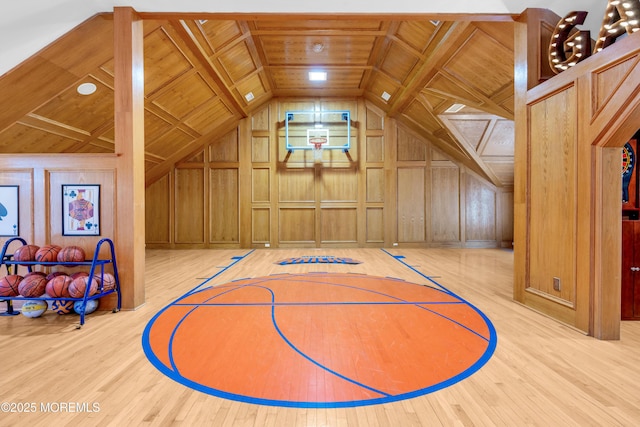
114 7 145 309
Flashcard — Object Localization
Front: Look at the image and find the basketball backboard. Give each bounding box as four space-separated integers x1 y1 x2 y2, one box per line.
285 110 351 153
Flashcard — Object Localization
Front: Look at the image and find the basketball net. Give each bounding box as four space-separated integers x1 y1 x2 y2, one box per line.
309 137 327 163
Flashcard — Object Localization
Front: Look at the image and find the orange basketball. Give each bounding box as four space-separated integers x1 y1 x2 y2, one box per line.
96 273 117 291
46 271 67 282
68 276 99 298
0 275 23 297
35 245 61 263
18 274 48 297
45 275 73 298
24 271 46 279
13 245 40 265
70 271 89 280
57 246 86 264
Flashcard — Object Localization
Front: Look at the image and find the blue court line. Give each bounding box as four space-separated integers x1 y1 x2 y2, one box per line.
381 248 455 295
143 250 254 373
180 273 490 342
180 250 254 298
143 259 498 408
382 248 498 345
166 279 391 398
172 301 466 307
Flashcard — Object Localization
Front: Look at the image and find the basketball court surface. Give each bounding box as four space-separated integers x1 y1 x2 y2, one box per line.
142 249 497 408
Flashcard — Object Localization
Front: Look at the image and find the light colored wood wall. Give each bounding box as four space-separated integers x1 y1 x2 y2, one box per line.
146 98 512 249
514 11 640 338
0 155 121 310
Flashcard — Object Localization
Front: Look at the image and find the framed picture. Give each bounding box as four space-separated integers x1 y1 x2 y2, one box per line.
62 184 100 236
0 185 19 237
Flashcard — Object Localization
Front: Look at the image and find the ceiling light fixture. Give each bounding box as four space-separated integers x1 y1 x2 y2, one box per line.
312 43 324 53
309 71 327 81
244 92 255 102
77 82 97 95
381 91 391 102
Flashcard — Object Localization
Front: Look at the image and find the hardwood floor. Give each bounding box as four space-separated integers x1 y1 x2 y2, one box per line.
1 248 639 426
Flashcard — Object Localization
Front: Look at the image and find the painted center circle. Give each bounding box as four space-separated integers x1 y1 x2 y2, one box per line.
143 272 496 408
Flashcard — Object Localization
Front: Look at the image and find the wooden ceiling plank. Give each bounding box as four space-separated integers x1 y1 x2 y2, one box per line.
169 19 248 117
387 21 471 117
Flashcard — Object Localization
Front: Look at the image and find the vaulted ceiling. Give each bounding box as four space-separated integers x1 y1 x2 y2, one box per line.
0 13 525 187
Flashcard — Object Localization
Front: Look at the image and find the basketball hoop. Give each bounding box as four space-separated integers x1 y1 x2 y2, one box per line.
309 137 327 163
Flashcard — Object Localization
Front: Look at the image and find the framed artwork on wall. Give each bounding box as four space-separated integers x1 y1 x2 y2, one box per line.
62 184 100 236
0 185 19 237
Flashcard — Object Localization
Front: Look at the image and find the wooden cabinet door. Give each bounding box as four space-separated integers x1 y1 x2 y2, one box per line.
622 220 640 320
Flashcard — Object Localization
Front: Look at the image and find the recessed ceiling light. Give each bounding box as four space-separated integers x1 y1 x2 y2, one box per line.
381 91 391 102
77 82 96 95
309 71 327 81
244 92 255 102
312 43 324 53
445 103 466 113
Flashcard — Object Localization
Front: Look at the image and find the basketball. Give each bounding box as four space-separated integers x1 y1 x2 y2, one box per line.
0 275 23 297
70 271 89 280
45 275 73 298
96 273 117 291
46 271 66 282
74 299 99 315
20 300 48 318
57 246 86 264
35 245 61 263
18 274 48 297
13 244 40 265
68 275 99 298
51 299 74 315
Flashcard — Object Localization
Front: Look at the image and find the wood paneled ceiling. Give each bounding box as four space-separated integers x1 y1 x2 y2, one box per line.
0 13 516 187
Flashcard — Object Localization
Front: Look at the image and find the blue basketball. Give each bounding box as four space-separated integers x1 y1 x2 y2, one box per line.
74 299 99 315
51 299 75 315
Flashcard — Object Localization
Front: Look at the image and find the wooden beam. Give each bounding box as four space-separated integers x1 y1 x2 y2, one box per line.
114 7 146 310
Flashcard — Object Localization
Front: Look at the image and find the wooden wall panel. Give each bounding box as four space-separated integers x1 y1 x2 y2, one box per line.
175 168 204 243
465 174 497 243
145 173 171 243
366 107 384 130
501 189 514 246
512 17 640 339
366 168 384 203
431 166 460 242
279 208 315 243
210 168 239 243
321 208 357 243
527 87 576 304
0 170 34 246
366 208 384 243
147 98 506 250
252 208 270 243
366 136 384 163
209 129 238 162
321 169 357 202
252 137 270 163
397 128 426 161
397 167 425 242
251 105 270 131
279 169 315 202
252 168 270 202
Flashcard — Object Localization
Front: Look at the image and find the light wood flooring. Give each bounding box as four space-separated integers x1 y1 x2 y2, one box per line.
1 248 639 426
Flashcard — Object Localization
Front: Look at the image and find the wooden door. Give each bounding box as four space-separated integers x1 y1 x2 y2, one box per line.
621 220 640 320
